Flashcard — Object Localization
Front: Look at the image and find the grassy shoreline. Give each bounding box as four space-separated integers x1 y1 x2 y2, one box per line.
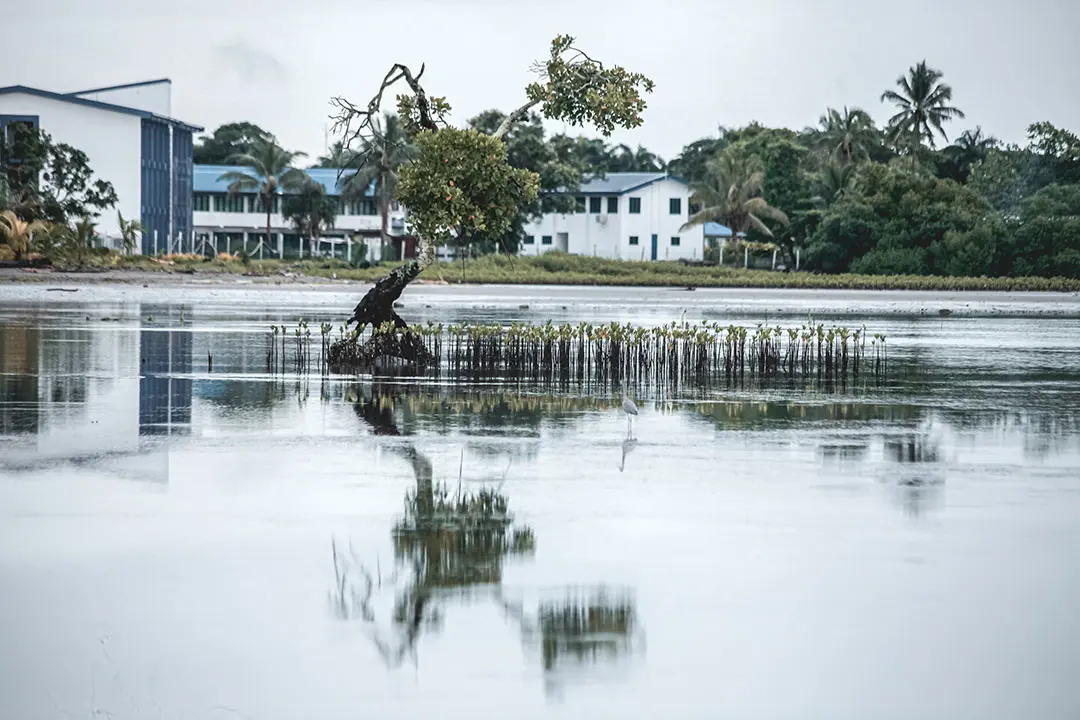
4 253 1080 292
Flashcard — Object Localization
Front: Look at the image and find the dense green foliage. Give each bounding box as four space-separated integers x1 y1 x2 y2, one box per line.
0 126 118 225
194 122 274 164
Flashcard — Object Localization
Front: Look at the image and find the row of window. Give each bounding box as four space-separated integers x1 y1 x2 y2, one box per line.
193 193 380 216
523 235 681 247
572 196 682 215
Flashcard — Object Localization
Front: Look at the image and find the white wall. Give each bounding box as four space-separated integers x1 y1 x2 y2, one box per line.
72 81 171 117
521 178 703 261
192 208 405 235
0 93 141 239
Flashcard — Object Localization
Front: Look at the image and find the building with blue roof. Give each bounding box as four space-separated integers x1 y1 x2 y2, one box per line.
521 172 705 261
191 164 409 261
0 79 201 250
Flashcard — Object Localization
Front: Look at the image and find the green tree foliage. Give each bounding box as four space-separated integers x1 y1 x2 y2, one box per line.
218 137 307 255
340 113 415 260
1026 122 1080 185
0 126 118 224
116 211 143 255
881 61 964 152
194 122 274 164
806 163 992 274
937 127 997 184
0 209 49 260
467 110 579 253
812 106 880 164
667 137 725 184
396 128 539 249
283 177 338 255
681 147 789 236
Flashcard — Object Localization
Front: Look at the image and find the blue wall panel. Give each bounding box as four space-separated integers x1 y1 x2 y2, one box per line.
140 119 170 254
171 129 193 243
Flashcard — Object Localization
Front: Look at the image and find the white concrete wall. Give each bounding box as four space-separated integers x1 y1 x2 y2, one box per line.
72 82 171 117
0 93 141 239
192 208 404 234
521 178 703 261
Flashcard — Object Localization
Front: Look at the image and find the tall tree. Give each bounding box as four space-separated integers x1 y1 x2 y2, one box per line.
811 159 858 207
681 149 789 237
881 60 965 151
283 177 338 257
667 137 726 184
327 34 652 366
814 106 878 163
467 109 579 253
340 113 414 261
217 138 307 256
939 127 997 183
194 122 274 164
0 126 117 224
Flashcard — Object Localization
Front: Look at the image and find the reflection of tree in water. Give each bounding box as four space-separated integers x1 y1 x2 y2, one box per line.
503 587 638 674
331 385 639 680
882 433 945 517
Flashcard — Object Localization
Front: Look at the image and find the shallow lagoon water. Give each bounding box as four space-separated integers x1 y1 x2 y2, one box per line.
2 284 1080 719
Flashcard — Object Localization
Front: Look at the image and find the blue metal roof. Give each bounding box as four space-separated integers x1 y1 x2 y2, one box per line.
704 222 733 237
574 172 688 195
67 78 171 96
0 84 202 132
194 164 374 196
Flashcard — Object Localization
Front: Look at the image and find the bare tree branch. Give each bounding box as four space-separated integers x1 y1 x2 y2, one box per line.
492 99 542 141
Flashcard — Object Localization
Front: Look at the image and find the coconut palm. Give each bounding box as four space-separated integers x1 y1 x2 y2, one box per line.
814 106 878 164
283 177 337 257
680 150 789 237
0 210 50 260
881 61 965 151
941 127 998 183
116 211 143 255
811 160 858 207
342 113 414 261
218 138 308 256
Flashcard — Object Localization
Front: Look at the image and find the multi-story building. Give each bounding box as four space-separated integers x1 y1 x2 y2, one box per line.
0 79 201 250
520 172 705 261
191 165 411 262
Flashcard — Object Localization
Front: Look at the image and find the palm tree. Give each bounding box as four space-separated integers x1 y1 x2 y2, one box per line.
881 60 965 151
343 113 414 261
811 160 858 207
218 138 308 257
0 210 50 260
815 106 878 164
116 211 143 255
680 150 789 237
942 127 998 183
283 177 337 257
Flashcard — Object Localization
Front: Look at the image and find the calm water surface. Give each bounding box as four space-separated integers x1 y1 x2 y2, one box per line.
2 285 1079 720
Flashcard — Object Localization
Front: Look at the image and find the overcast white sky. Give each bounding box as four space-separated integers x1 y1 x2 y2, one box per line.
4 0 1078 162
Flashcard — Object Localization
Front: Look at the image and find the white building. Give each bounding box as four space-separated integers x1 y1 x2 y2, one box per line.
0 79 201 249
520 172 705 262
192 165 411 262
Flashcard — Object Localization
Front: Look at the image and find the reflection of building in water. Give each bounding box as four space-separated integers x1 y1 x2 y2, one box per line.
0 325 40 435
0 322 140 459
139 310 192 436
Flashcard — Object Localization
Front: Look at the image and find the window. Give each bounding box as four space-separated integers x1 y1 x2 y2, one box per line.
250 195 279 213
589 196 602 213
217 194 244 213
575 196 586 213
339 198 376 216
671 236 681 247
629 236 639 246
629 197 641 214
524 235 535 245
669 198 682 215
606 196 618 213
542 235 552 245
0 118 38 167
193 193 211 212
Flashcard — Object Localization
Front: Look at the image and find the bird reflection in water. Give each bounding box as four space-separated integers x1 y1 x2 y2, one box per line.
330 384 641 683
618 437 637 472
